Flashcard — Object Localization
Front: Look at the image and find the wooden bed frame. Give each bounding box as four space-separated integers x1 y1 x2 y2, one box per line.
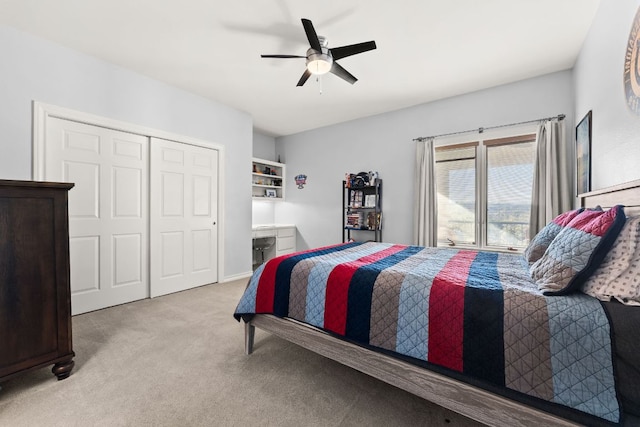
243 179 640 427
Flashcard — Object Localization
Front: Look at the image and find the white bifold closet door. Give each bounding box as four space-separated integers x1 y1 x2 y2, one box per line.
46 118 149 314
44 118 219 314
149 138 219 297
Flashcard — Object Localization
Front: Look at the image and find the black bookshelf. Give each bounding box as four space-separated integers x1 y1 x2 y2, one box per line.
342 179 382 242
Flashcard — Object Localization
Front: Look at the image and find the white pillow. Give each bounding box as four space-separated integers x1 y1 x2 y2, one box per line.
582 216 640 305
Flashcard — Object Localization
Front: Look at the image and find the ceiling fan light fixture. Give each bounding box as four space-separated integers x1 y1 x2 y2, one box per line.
306 57 332 75
306 45 333 75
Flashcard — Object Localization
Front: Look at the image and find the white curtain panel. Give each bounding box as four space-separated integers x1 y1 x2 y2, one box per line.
413 138 438 246
529 119 572 238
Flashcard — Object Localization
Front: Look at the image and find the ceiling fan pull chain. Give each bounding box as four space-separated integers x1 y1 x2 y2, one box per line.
318 76 323 95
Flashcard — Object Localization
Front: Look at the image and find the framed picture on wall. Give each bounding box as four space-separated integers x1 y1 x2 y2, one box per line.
576 110 592 196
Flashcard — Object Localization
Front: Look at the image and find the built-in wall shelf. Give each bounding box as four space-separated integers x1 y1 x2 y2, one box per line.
252 158 285 200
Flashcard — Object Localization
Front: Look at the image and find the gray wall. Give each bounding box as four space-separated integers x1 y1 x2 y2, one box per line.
0 25 253 280
276 71 574 250
573 0 640 190
252 131 277 161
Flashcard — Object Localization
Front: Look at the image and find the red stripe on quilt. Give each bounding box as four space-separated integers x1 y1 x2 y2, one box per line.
255 256 286 312
255 242 349 312
324 245 406 335
427 250 477 372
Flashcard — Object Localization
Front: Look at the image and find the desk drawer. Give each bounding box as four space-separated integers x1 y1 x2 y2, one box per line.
277 236 296 252
253 228 276 238
277 227 295 238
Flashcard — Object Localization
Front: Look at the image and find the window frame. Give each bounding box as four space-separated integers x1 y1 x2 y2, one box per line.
434 123 539 252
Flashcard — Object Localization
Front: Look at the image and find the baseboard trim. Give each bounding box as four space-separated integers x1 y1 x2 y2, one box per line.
223 271 252 283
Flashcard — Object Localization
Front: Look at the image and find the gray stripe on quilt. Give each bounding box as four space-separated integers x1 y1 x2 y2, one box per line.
503 288 554 400
289 260 313 320
369 250 431 350
498 253 554 400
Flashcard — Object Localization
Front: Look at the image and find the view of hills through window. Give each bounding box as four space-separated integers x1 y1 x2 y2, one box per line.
436 139 535 249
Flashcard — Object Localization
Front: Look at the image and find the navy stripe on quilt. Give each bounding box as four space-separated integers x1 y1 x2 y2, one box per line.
346 245 425 343
463 251 505 385
272 242 360 317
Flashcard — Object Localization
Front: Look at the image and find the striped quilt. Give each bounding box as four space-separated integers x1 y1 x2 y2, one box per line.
234 242 620 423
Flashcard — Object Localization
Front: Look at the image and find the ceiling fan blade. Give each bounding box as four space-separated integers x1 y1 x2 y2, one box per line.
301 18 322 52
330 41 377 61
261 54 306 59
330 62 357 84
296 69 312 87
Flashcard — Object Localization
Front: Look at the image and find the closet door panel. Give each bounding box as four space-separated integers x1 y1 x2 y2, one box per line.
150 138 219 297
45 117 149 314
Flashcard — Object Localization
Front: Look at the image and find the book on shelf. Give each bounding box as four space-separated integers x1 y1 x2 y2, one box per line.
364 194 376 208
350 190 364 208
346 212 364 228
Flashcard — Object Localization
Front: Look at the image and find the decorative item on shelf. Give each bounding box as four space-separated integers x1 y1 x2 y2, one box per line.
351 172 369 188
265 189 277 197
368 171 378 186
253 164 258 173
345 171 378 188
264 167 271 175
344 173 352 188
367 212 376 230
295 174 307 189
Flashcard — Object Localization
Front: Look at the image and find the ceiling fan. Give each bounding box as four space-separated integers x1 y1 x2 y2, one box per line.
261 18 377 87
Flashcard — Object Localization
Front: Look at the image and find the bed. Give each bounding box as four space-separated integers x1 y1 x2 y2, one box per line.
234 179 640 427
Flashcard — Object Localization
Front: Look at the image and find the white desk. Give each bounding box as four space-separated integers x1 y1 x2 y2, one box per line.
252 224 296 267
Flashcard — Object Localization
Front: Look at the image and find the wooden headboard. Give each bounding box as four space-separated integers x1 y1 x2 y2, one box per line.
580 179 640 216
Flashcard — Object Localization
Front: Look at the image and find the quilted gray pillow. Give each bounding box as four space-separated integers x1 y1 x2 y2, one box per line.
582 216 640 305
530 205 626 296
523 208 584 265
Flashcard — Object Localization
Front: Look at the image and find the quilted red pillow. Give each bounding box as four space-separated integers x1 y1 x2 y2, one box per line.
530 205 626 295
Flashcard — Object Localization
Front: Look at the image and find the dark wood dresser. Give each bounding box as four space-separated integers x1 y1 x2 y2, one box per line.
0 180 75 382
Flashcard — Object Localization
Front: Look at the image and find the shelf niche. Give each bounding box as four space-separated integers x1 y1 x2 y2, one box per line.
252 158 285 200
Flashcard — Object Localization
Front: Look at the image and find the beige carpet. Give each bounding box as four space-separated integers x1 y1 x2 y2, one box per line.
0 279 484 427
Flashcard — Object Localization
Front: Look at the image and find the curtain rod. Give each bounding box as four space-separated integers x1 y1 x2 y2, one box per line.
412 113 565 142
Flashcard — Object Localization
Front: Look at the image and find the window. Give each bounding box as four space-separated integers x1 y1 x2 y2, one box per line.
435 143 477 246
435 130 537 251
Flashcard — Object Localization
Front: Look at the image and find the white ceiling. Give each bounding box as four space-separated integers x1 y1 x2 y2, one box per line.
0 0 600 137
